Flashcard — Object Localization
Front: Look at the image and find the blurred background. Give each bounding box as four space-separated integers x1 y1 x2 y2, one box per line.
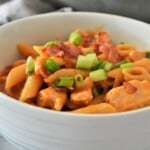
0 0 150 25
59 0 150 23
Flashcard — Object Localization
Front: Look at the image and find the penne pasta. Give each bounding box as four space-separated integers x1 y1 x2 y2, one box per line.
72 103 116 114
122 67 150 82
134 58 150 73
117 44 136 58
17 42 37 57
5 64 27 89
44 68 89 84
19 74 43 102
33 46 47 56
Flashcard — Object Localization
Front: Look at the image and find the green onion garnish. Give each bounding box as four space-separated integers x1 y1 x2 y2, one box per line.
114 60 130 68
92 60 112 72
89 69 107 82
74 74 83 84
145 52 150 58
45 40 59 47
69 32 82 46
103 62 112 71
54 77 74 87
43 58 60 73
92 87 99 97
26 56 35 75
120 62 134 69
76 53 99 70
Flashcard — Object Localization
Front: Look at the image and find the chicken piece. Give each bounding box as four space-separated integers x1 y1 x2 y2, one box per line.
71 89 93 106
106 80 150 112
70 77 93 107
37 87 67 111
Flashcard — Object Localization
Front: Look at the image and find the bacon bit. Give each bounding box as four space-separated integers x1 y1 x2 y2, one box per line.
63 55 75 68
82 34 95 47
90 42 111 55
91 33 112 55
108 46 122 63
43 45 62 57
123 82 137 94
98 32 111 43
60 43 81 58
98 42 112 55
90 42 99 54
76 29 95 47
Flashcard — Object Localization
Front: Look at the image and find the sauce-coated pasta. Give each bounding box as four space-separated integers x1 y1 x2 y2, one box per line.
1 29 150 114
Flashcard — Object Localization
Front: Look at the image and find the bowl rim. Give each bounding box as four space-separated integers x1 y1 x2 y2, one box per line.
0 12 150 118
0 92 150 118
0 11 150 29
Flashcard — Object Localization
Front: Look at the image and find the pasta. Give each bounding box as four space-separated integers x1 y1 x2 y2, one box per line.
117 44 136 58
1 28 150 114
19 74 43 102
5 64 27 89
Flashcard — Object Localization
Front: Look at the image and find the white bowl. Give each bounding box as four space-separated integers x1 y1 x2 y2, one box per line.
0 12 150 150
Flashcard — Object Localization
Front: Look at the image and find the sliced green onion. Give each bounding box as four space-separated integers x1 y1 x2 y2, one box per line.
54 77 74 87
26 56 35 75
76 53 99 70
92 87 99 97
43 58 60 73
45 40 59 47
114 60 130 68
145 52 150 58
92 60 112 71
92 60 103 70
69 32 82 46
89 69 107 82
74 74 83 83
120 62 134 69
103 62 112 71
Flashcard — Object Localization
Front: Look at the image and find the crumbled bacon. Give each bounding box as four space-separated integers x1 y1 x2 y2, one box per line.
98 32 111 43
123 82 137 94
82 34 95 47
63 55 75 68
43 45 62 57
60 43 81 58
108 46 122 63
76 29 95 47
98 42 112 55
91 32 112 55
